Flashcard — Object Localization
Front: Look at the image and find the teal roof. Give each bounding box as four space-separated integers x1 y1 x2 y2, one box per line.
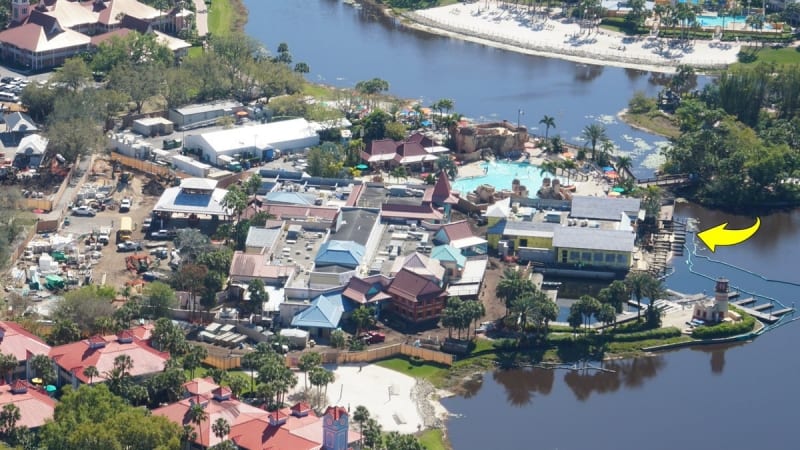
291 293 347 329
315 240 365 268
430 244 466 268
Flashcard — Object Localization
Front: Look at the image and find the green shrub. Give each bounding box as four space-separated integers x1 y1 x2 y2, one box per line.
691 314 756 339
610 327 682 342
628 91 657 114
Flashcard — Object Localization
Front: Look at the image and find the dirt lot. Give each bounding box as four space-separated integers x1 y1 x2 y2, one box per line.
66 161 166 288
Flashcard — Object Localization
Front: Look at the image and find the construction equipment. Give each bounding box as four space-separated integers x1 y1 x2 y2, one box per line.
125 254 152 274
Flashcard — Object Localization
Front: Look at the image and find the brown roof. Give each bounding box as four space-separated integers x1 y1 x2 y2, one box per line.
431 171 458 204
0 381 56 429
242 203 339 223
387 268 445 303
0 11 90 53
438 220 474 242
90 28 131 46
229 252 295 281
342 275 392 304
381 203 443 221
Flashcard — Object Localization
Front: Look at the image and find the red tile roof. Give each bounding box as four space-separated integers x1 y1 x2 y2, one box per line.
182 377 217 397
388 268 446 303
89 28 131 46
242 203 339 223
342 275 393 304
0 321 51 362
381 203 443 221
0 381 56 429
49 329 169 383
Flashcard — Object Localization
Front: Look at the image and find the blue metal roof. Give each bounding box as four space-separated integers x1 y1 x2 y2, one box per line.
430 244 466 268
290 293 348 329
315 240 365 268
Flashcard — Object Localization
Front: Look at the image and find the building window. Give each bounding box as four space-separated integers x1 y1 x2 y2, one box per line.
569 251 579 260
593 252 603 262
605 254 615 263
581 252 591 261
616 254 626 264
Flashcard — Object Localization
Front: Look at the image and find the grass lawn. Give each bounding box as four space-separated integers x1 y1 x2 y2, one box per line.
620 110 681 139
302 83 337 100
187 46 204 59
375 357 450 381
731 46 800 68
208 0 234 36
418 429 449 450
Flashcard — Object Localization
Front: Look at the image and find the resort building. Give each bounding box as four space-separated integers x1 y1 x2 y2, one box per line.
154 378 360 450
386 267 448 324
184 119 320 165
152 177 231 223
0 380 56 431
0 0 190 70
0 321 51 380
289 291 354 339
361 132 449 170
432 220 487 256
570 196 644 224
48 326 169 387
168 100 242 130
552 227 636 271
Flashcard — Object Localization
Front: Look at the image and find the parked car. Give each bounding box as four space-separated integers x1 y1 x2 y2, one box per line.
119 198 132 212
72 206 96 217
360 331 386 344
117 241 143 252
150 247 168 259
142 217 153 230
150 229 176 240
476 321 496 334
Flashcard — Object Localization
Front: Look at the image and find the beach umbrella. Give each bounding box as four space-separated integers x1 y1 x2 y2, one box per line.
602 166 614 172
608 192 621 197
45 385 56 393
612 187 625 193
606 172 618 179
356 164 368 170
31 378 42 385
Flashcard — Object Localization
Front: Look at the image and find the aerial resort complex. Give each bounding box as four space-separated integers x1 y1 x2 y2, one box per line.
0 0 798 449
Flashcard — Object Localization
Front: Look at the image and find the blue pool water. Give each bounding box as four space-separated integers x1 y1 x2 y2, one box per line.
452 161 557 197
695 15 772 30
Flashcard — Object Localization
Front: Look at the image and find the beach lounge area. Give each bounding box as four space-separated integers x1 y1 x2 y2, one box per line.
404 3 744 71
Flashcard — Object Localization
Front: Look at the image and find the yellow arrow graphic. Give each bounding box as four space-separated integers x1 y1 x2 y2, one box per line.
697 217 761 252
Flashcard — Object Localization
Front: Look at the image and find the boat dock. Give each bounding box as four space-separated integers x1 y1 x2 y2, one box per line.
663 289 795 325
732 297 755 306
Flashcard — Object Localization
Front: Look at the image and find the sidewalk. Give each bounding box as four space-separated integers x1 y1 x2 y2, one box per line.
193 0 209 37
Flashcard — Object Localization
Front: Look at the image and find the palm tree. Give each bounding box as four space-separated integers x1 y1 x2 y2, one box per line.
625 271 658 321
539 115 556 141
495 268 534 316
352 405 370 446
221 185 247 223
538 160 558 181
615 155 633 177
0 354 17 384
561 159 577 185
82 366 99 385
30 354 55 385
435 155 457 180
351 306 374 338
437 98 454 115
581 123 607 161
211 417 230 444
186 402 207 448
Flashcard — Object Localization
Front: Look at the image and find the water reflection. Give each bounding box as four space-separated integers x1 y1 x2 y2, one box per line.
563 357 665 401
574 63 604 83
491 368 554 407
688 343 746 375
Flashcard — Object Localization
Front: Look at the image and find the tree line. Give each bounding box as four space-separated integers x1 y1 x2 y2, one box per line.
661 63 800 209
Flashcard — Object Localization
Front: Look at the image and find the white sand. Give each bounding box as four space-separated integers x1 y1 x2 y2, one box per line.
289 364 449 434
404 3 742 73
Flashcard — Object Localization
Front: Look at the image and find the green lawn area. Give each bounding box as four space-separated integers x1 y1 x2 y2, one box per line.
418 428 448 450
375 357 449 381
620 110 681 139
187 46 203 59
302 83 337 100
732 46 800 68
208 0 234 36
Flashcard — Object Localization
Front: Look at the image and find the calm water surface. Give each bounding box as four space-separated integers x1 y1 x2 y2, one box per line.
246 0 703 177
249 2 800 448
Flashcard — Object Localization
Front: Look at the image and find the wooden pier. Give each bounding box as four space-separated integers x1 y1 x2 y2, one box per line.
732 297 755 306
752 303 774 312
734 304 794 324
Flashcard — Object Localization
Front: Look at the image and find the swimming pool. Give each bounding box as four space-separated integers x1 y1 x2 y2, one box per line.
452 161 556 197
696 15 773 30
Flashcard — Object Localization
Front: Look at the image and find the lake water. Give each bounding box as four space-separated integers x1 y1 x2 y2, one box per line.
246 1 800 448
245 0 697 178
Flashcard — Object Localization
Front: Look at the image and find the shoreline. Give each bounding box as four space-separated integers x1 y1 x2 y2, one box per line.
616 108 675 138
392 3 742 74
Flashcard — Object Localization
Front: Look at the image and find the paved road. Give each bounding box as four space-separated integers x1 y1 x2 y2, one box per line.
193 0 209 37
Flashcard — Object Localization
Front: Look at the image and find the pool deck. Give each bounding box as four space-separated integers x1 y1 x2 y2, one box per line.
457 155 612 198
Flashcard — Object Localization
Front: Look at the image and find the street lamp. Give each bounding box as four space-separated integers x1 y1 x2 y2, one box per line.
517 109 524 129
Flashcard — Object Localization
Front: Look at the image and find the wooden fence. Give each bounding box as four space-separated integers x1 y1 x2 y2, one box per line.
203 355 242 370
286 343 453 368
20 198 54 212
110 152 172 178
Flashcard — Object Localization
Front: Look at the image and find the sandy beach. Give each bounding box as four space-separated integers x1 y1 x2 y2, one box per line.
403 3 742 73
289 364 450 434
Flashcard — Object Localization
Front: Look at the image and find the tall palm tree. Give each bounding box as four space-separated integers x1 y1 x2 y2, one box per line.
186 402 208 448
538 160 558 180
495 268 534 316
352 406 370 446
539 115 556 141
82 366 99 385
615 155 633 177
625 271 659 320
561 159 577 185
581 123 607 161
0 354 17 384
211 417 230 444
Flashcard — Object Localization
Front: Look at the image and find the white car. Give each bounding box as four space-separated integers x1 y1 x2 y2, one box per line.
72 206 96 217
119 198 132 212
